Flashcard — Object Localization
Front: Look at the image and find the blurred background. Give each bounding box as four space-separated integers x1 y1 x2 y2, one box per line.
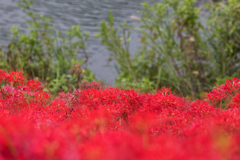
0 0 163 84
0 0 208 85
1 0 239 99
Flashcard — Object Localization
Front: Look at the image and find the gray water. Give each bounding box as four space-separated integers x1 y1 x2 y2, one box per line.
0 0 208 85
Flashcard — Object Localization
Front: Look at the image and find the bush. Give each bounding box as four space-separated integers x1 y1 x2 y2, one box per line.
96 0 240 98
0 0 96 94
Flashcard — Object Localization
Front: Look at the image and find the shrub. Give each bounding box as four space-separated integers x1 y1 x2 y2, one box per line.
0 0 96 94
96 0 240 98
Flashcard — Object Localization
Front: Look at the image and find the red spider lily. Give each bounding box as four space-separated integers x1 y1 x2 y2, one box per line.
26 79 42 91
1 71 240 159
5 71 25 86
0 70 6 83
207 78 240 103
34 90 49 102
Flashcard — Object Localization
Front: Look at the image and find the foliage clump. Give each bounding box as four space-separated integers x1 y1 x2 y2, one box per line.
0 0 96 94
96 0 240 98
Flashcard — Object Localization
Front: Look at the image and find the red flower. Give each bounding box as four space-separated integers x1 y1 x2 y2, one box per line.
232 92 240 104
0 70 6 83
26 79 41 91
6 71 25 86
34 90 49 101
229 92 240 108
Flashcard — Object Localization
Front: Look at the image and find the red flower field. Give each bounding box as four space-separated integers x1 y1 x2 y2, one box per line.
0 70 240 160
